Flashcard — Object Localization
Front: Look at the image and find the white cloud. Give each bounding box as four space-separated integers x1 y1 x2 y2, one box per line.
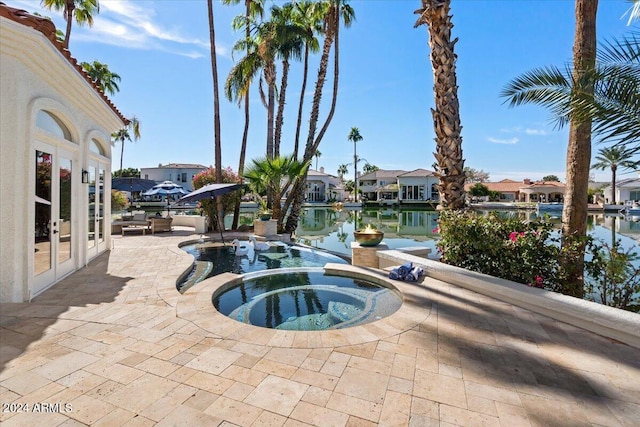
525 128 548 136
487 137 518 145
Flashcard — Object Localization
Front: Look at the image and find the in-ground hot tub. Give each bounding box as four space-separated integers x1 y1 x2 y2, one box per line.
212 268 403 330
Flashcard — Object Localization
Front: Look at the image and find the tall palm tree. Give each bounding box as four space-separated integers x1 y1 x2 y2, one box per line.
284 0 355 233
41 0 99 50
348 127 362 201
207 0 224 231
291 0 323 159
414 0 466 210
243 155 310 231
503 0 598 296
112 116 141 172
271 4 305 158
337 164 348 182
592 146 637 205
80 60 120 95
222 0 264 229
314 149 322 170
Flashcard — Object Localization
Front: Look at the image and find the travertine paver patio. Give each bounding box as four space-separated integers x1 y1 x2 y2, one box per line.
1 228 639 426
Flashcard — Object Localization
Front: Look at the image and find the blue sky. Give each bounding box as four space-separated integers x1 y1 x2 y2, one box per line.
11 0 638 183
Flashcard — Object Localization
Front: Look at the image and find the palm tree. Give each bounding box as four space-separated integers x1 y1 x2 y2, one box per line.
41 0 99 50
284 0 355 234
80 60 120 95
291 0 323 159
222 0 264 230
502 0 598 296
314 149 322 170
271 4 305 158
243 155 310 231
112 116 141 172
592 146 637 205
414 0 466 210
337 164 348 182
348 127 363 201
207 0 225 231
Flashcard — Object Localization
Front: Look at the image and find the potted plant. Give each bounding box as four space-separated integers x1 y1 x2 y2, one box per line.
257 198 272 221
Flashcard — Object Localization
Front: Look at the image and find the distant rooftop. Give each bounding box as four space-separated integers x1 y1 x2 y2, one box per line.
145 163 208 169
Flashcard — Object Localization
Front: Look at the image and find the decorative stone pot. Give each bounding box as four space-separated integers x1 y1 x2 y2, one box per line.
258 213 272 221
353 230 384 247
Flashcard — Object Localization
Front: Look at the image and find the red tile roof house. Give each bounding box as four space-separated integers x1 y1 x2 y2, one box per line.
465 179 567 203
0 4 127 302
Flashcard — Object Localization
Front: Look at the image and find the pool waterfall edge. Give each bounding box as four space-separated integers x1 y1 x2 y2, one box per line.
176 263 434 348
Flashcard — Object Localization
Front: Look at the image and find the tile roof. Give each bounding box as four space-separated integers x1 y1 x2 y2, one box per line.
465 179 522 192
152 163 208 169
359 170 409 180
0 2 128 125
398 168 435 177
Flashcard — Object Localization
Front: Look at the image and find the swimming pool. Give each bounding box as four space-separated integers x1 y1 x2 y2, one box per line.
212 268 403 330
178 240 348 293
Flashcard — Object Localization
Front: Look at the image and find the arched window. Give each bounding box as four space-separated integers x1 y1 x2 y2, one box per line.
36 110 73 142
90 139 106 156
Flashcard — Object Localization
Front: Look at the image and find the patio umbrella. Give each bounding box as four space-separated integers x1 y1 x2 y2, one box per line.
174 183 245 244
112 177 157 193
142 181 188 197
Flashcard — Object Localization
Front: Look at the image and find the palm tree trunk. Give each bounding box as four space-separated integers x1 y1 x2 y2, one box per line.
416 0 466 210
266 62 276 160
293 43 310 160
119 138 125 172
64 1 74 49
561 0 598 297
274 59 290 159
611 165 617 205
208 0 224 231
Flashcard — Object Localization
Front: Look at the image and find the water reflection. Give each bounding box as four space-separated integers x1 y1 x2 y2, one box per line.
294 207 640 257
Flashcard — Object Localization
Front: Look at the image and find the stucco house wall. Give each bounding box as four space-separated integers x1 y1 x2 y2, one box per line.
0 7 125 302
141 163 207 192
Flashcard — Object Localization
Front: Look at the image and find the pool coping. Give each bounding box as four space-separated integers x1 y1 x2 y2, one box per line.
176 263 434 348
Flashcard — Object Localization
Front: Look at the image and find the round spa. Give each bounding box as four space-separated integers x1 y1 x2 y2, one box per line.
212 268 402 330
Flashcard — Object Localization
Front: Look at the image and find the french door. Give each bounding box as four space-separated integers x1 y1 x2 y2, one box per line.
87 160 107 260
33 142 76 296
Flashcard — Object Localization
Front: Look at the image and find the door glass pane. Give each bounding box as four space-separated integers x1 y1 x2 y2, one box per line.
59 158 72 264
35 150 52 276
98 168 105 242
88 167 96 249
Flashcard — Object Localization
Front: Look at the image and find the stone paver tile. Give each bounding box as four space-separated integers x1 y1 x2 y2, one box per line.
282 418 314 427
326 392 382 423
320 352 350 377
415 348 438 373
244 375 309 417
264 348 311 367
0 411 68 427
391 354 416 380
184 371 235 395
16 380 65 403
1 370 51 395
56 369 107 393
135 357 181 377
186 346 242 375
119 353 150 367
32 351 98 381
373 349 396 364
520 393 591 427
300 357 325 372
414 369 467 409
408 414 439 427
440 403 501 426
57 418 88 426
234 354 261 369
348 355 392 375
204 395 262 425
464 380 521 406
291 368 339 391
169 352 197 366
253 358 298 379
388 376 413 394
410 396 439 419
301 386 333 407
335 342 377 359
252 410 287 426
345 416 378 427
494 401 532 426
379 390 411 427
223 382 255 401
334 367 388 404
166 365 198 383
155 404 224 427
604 399 640 427
140 383 197 422
439 362 463 378
290 401 349 426
230 341 271 358
184 389 219 412
67 394 116 425
466 394 497 417
102 374 179 414
221 364 268 387
93 407 137 427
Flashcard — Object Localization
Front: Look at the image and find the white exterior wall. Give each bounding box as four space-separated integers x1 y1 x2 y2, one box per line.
141 167 205 191
0 17 123 302
398 176 438 200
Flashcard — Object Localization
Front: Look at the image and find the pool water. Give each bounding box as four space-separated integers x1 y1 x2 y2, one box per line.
178 241 348 292
213 270 403 330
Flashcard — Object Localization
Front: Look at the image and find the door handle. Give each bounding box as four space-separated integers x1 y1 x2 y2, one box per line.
53 230 58 234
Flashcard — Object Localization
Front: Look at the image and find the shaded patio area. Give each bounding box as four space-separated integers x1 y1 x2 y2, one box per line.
1 228 638 426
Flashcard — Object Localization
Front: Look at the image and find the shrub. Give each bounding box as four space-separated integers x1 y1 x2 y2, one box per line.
192 167 242 230
111 190 129 212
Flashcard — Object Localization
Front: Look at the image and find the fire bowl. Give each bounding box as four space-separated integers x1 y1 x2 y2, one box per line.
353 230 384 247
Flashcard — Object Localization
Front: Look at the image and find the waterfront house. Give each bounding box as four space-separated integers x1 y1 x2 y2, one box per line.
305 168 344 202
397 169 439 203
0 4 127 302
141 163 207 192
358 169 408 202
602 173 640 205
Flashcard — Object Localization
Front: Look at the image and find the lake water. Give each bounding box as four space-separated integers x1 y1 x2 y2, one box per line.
293 207 640 260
